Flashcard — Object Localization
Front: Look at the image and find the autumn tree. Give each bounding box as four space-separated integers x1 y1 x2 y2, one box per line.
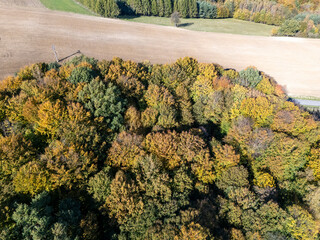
13 161 50 195
285 205 319 240
212 143 241 179
1 56 320 240
174 222 209 240
124 106 142 132
105 171 144 225
255 133 310 183
308 145 320 180
142 84 178 129
143 130 215 183
0 134 35 183
239 96 274 127
35 100 66 139
271 101 317 136
57 102 104 153
40 140 97 190
107 131 146 169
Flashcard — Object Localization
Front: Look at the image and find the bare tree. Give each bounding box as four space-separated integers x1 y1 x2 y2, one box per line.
171 11 180 27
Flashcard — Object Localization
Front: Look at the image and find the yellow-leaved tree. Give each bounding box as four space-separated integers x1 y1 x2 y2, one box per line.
36 100 66 139
239 96 274 127
285 205 319 240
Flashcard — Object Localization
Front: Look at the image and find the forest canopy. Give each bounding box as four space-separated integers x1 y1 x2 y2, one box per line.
0 56 319 239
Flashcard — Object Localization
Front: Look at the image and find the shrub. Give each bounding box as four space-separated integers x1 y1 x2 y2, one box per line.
233 9 250 21
277 19 301 36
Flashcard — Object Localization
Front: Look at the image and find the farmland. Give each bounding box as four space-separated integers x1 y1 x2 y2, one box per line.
0 1 320 97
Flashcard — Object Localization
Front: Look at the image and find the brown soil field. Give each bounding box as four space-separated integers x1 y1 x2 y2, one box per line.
0 0 44 8
1 3 320 97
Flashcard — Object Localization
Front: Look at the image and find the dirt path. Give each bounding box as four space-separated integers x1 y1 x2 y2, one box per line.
1 5 320 97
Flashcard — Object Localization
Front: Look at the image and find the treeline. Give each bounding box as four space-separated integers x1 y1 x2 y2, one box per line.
0 56 320 239
78 0 121 17
273 13 320 37
78 0 320 38
233 0 289 25
78 0 197 17
78 0 230 18
198 1 230 18
231 0 320 37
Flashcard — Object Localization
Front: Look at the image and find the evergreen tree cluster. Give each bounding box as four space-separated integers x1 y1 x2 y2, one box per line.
198 1 217 19
79 0 198 18
78 0 120 17
0 55 320 239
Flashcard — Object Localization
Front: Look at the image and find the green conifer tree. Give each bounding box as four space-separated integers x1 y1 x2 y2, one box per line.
105 0 120 17
11 192 53 240
176 0 181 15
83 0 91 9
134 0 143 14
78 79 127 131
95 0 106 16
90 0 96 10
182 0 189 17
158 0 165 17
164 0 172 16
189 0 197 17
151 0 158 15
173 0 178 11
176 0 188 17
142 0 151 15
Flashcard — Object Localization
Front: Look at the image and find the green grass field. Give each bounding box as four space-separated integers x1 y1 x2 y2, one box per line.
292 96 320 101
120 16 277 36
40 0 95 15
39 0 276 36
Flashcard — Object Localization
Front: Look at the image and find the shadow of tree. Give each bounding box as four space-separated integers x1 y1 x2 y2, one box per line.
178 22 194 27
118 14 140 20
59 50 82 62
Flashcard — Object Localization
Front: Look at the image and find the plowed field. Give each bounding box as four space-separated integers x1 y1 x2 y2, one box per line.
0 0 44 8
